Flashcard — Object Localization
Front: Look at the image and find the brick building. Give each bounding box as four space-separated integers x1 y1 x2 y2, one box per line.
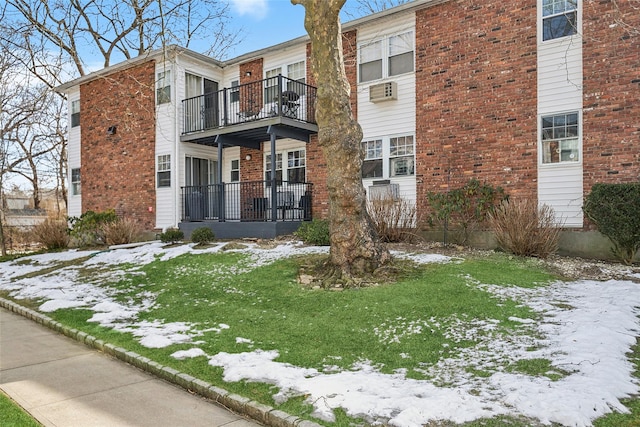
57 0 639 256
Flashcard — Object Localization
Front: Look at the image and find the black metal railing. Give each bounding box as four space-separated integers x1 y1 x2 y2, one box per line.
182 75 317 134
181 180 313 222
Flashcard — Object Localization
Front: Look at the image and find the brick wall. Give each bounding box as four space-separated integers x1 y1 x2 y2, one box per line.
80 60 156 230
582 0 640 190
414 1 538 216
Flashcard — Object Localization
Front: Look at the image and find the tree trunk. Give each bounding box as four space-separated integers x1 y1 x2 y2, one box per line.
292 0 390 280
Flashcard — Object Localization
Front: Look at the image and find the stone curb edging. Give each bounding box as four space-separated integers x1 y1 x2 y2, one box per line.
0 298 323 427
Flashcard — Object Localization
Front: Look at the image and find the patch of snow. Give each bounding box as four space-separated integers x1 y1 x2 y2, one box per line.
171 348 207 360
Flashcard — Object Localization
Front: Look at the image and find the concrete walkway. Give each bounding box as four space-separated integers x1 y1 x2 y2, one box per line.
0 307 260 427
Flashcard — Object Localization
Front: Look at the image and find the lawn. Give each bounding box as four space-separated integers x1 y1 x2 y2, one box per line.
1 241 639 426
0 390 41 427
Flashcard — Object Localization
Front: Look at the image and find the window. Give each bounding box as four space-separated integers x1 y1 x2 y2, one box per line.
265 153 283 184
362 135 415 179
388 32 414 76
390 135 415 177
541 112 580 164
264 67 281 104
230 80 240 103
157 155 171 187
362 139 383 178
230 159 240 182
287 61 306 95
287 150 306 183
359 40 383 83
542 0 578 41
71 100 80 128
156 70 171 104
265 149 306 184
359 31 414 83
71 168 81 195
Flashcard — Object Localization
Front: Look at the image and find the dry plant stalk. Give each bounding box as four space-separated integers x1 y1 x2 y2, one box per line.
489 199 561 258
367 194 418 243
102 218 141 246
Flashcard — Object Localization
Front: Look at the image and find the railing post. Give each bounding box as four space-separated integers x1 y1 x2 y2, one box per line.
222 88 228 126
277 74 283 117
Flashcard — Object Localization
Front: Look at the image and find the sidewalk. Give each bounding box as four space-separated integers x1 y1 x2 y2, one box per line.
0 307 260 427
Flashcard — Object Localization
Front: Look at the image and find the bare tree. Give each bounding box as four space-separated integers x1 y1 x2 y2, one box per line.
292 0 391 284
2 0 238 81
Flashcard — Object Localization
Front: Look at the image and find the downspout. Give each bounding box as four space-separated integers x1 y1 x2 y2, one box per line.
172 60 180 229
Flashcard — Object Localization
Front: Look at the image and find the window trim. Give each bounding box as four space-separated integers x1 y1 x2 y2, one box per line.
70 100 80 128
157 154 171 188
358 30 414 83
156 70 171 105
540 0 579 42
265 148 306 184
361 134 415 179
539 110 582 166
71 168 81 195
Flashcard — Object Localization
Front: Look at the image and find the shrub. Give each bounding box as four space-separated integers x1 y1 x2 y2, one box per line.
489 198 561 259
103 218 141 246
583 183 640 264
191 227 215 245
160 228 184 244
69 209 119 247
367 194 418 242
426 179 506 244
294 219 330 246
31 218 70 250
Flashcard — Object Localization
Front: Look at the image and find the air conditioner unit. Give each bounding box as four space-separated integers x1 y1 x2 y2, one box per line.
368 183 400 200
369 81 397 102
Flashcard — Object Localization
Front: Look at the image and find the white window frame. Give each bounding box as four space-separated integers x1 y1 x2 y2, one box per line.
362 134 415 179
230 159 240 182
358 30 414 83
389 135 415 177
156 70 171 104
71 168 81 195
265 148 306 184
540 0 578 42
539 111 581 165
70 100 80 128
157 155 171 187
362 139 383 179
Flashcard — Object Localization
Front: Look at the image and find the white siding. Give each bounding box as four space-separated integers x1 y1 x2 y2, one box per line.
67 89 82 218
537 40 583 114
356 14 417 205
537 0 583 227
155 62 177 229
538 165 583 227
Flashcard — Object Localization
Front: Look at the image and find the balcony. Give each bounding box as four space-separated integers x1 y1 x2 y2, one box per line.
179 180 313 239
181 75 318 146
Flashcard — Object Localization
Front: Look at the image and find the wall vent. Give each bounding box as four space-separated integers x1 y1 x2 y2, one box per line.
369 81 397 102
368 183 400 200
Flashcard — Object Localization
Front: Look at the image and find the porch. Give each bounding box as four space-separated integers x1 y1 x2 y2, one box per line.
178 76 318 239
179 180 313 239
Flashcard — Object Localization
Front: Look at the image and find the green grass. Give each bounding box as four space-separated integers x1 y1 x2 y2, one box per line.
5 247 639 426
0 391 41 427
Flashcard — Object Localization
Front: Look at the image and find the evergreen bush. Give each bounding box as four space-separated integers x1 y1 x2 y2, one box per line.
160 228 184 244
294 219 330 246
583 183 640 264
191 227 215 245
426 179 507 244
68 209 118 246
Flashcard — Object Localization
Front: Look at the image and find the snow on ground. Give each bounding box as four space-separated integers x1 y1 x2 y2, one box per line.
1 241 640 426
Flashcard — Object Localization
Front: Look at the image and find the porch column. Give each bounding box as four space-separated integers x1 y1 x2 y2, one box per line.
215 137 225 221
268 128 278 221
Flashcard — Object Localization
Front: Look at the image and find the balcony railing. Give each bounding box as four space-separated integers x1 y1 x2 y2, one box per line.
181 180 313 222
182 75 317 134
